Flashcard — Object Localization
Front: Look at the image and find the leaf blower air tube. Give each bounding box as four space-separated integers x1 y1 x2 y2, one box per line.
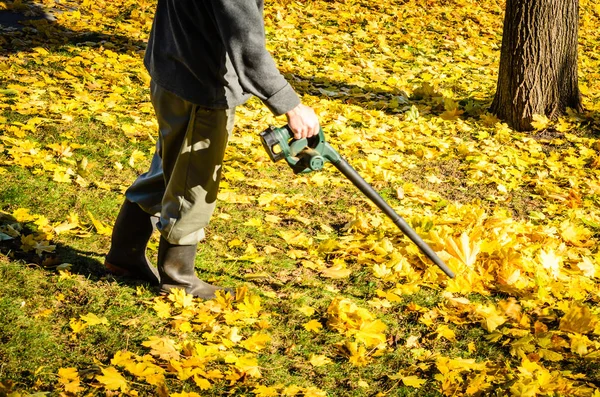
260 125 455 279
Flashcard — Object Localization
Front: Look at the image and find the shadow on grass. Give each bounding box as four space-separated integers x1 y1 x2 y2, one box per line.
0 211 159 292
0 0 146 55
0 240 160 290
287 71 495 119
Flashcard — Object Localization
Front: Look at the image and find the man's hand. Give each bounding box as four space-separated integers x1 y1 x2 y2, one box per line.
285 103 319 139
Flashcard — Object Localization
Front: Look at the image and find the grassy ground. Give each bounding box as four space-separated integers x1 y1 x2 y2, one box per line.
1 0 600 396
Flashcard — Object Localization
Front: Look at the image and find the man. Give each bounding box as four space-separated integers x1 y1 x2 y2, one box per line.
104 0 319 299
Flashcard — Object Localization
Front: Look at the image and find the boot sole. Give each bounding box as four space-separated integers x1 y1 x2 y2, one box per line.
159 285 235 300
105 261 133 277
105 261 160 285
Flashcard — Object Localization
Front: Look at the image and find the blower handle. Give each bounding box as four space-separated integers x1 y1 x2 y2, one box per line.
260 126 341 174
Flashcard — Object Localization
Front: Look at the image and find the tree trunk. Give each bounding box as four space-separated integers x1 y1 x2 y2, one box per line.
490 0 583 131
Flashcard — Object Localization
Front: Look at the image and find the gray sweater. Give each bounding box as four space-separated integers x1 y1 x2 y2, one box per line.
144 0 301 116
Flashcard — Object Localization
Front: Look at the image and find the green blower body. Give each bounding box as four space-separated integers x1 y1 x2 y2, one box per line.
260 125 455 279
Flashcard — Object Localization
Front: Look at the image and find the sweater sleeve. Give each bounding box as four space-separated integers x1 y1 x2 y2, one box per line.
209 0 300 116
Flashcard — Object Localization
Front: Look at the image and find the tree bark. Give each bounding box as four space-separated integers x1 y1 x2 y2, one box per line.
490 0 583 131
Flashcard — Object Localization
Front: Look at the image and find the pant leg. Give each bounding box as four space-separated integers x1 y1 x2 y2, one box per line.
126 81 191 215
126 81 235 245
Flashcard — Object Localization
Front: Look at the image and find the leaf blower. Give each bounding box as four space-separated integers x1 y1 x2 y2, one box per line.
259 125 455 279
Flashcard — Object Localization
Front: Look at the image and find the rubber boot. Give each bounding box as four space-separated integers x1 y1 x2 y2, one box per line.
157 236 232 300
104 199 160 285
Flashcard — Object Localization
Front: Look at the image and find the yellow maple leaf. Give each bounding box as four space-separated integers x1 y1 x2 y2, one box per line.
538 348 563 362
376 289 402 303
341 341 370 366
80 313 109 327
58 367 83 394
167 287 195 308
203 369 224 380
243 218 263 227
194 376 212 390
402 375 426 388
87 211 112 236
69 318 87 334
53 215 80 234
96 366 127 391
34 215 49 229
444 232 480 267
372 263 394 280
570 334 592 356
128 149 146 168
33 47 49 56
244 243 258 255
531 114 550 130
559 220 594 247
94 181 112 190
142 336 180 360
555 117 572 133
434 324 456 341
353 319 387 348
228 238 243 248
437 356 487 373
309 172 328 186
227 327 243 344
53 169 72 183
264 214 281 223
358 380 369 388
152 299 171 318
178 321 193 333
110 350 135 367
252 385 280 397
320 264 352 279
59 269 75 281
233 354 262 378
240 332 271 352
440 107 464 121
282 385 304 396
237 293 262 317
538 249 562 279
303 386 327 397
18 234 35 252
47 142 74 158
559 304 597 334
303 319 323 333
475 304 506 332
34 308 53 318
257 192 285 206
577 257 597 278
405 105 420 121
309 354 332 367
279 230 313 248
480 112 500 126
468 342 477 353
218 189 254 204
298 305 316 316
327 297 379 333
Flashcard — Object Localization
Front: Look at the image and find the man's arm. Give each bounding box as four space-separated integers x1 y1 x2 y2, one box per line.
209 0 319 138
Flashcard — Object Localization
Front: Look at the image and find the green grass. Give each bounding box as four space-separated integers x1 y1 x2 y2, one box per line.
0 258 161 390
